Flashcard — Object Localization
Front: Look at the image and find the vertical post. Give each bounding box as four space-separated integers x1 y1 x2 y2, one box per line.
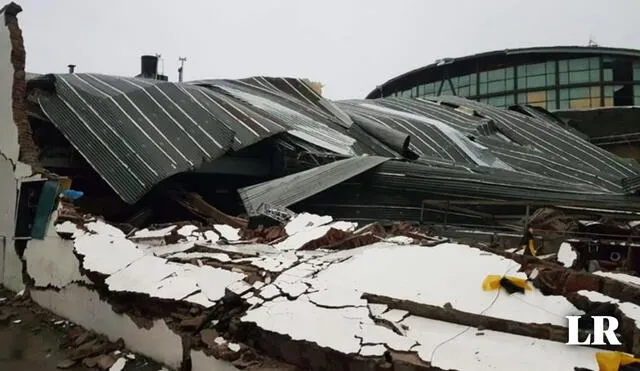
178 57 187 82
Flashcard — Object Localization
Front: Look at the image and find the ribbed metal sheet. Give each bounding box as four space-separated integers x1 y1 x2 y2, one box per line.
32 72 640 213
36 73 286 203
238 156 390 215
340 97 640 194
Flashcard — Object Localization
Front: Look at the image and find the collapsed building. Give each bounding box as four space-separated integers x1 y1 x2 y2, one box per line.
3 2 640 371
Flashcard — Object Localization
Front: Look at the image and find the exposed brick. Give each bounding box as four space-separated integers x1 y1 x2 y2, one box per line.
3 3 40 165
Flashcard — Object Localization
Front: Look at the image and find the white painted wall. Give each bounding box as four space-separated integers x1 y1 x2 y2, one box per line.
24 210 91 288
0 156 21 291
0 8 33 292
32 284 184 369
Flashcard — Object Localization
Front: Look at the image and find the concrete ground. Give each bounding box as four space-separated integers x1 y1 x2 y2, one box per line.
0 286 165 371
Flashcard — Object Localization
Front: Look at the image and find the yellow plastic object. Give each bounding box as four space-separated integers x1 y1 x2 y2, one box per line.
596 352 640 371
482 275 532 292
528 239 537 256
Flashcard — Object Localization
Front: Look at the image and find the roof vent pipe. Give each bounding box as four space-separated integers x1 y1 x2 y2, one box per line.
67 64 76 74
140 55 158 78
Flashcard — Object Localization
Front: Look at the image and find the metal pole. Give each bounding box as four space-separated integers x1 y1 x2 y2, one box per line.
178 57 187 82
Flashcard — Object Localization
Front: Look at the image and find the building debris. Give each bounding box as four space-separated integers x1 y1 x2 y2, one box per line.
3 3 640 371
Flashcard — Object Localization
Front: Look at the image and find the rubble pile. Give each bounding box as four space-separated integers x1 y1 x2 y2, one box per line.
31 207 638 371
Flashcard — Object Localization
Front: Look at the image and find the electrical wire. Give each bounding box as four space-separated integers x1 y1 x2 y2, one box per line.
428 262 518 364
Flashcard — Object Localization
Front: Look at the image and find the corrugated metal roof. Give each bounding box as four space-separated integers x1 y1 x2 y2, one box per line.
238 155 390 216
35 73 286 203
31 72 640 215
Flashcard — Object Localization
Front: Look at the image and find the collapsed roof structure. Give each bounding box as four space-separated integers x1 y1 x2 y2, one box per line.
3 2 640 370
26 73 640 230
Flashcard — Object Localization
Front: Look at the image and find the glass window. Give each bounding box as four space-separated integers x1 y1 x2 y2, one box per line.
604 69 613 81
479 71 488 83
604 86 613 97
589 70 600 82
468 83 477 96
559 100 570 109
590 86 601 99
506 67 514 79
488 80 506 93
440 81 453 95
570 98 591 109
635 96 640 106
546 61 556 73
526 75 547 88
411 87 418 97
560 89 569 99
479 83 488 95
457 86 470 96
517 93 527 104
569 71 589 84
506 79 514 90
505 95 515 106
589 57 600 70
569 87 590 99
558 60 568 72
634 62 640 81
517 65 526 76
459 74 470 86
517 77 526 89
546 100 557 110
401 90 411 97
547 90 556 101
469 73 477 86
569 58 589 71
526 63 546 76
487 68 506 81
417 85 425 96
487 95 506 106
527 90 546 103
559 72 569 85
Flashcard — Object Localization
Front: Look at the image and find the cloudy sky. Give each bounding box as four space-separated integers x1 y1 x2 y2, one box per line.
15 0 640 99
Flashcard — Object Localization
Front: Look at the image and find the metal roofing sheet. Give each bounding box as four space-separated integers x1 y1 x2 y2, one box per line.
36 73 286 203
238 155 390 216
31 72 640 211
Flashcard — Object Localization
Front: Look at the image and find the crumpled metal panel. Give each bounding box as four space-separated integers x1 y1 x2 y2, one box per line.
238 156 390 216
36 73 285 203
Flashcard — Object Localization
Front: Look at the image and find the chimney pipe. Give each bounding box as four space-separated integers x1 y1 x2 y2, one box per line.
178 57 187 82
140 55 158 79
68 64 76 74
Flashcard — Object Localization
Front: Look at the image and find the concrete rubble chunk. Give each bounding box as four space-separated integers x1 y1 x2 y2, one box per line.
109 358 127 371
56 359 77 369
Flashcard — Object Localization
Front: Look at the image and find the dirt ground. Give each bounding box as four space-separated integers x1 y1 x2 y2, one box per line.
0 286 166 371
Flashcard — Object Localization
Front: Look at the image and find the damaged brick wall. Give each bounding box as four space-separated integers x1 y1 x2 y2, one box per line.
3 2 39 165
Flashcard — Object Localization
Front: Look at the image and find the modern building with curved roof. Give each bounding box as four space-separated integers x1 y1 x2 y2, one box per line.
366 46 640 111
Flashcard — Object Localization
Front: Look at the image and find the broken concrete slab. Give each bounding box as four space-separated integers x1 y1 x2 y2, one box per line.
74 233 144 275
402 315 600 370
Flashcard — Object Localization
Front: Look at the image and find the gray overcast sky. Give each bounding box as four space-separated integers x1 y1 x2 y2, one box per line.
15 0 640 99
